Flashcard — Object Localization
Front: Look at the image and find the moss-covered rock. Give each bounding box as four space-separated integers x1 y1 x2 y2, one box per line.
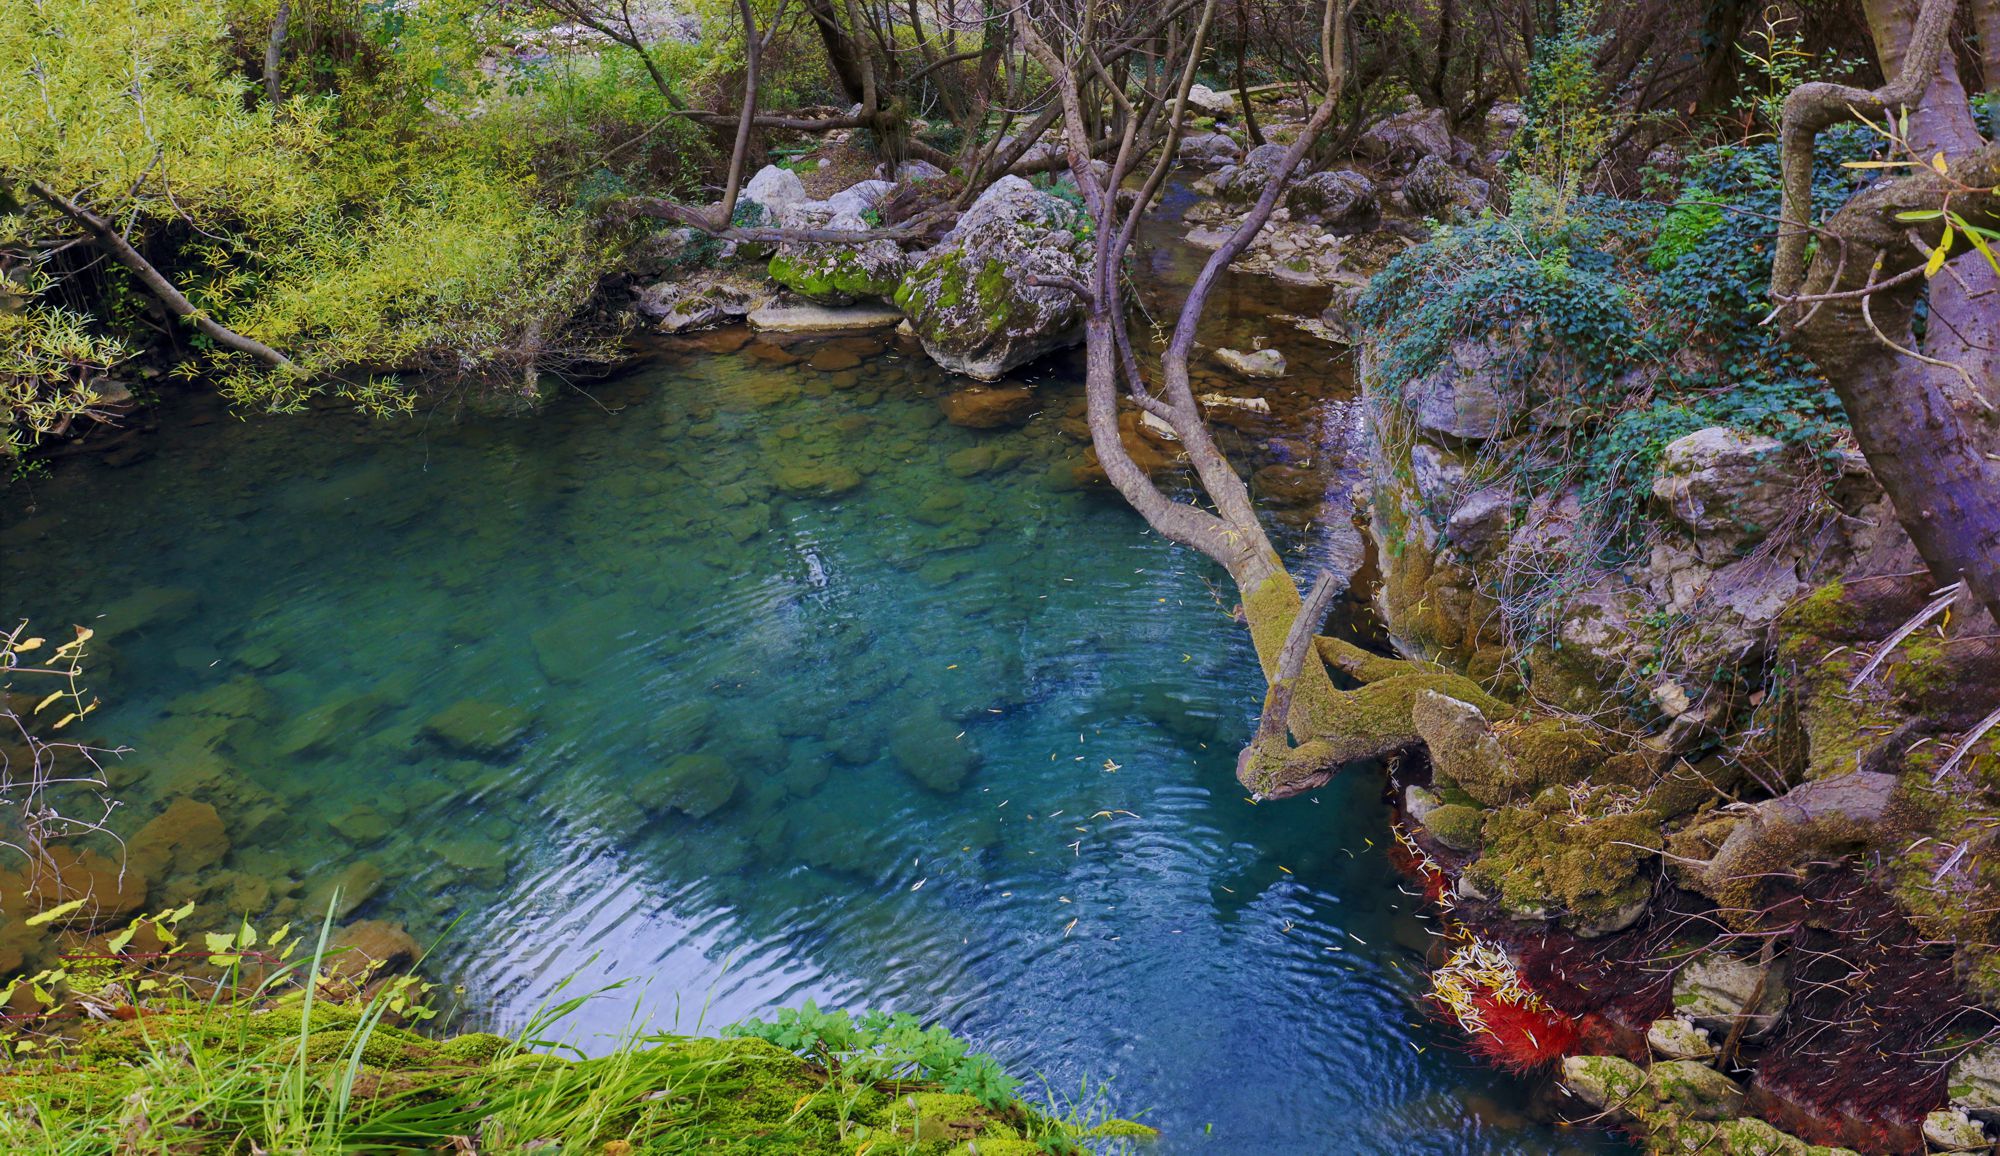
1422 802 1485 851
895 177 1093 380
1465 787 1658 925
767 206 910 305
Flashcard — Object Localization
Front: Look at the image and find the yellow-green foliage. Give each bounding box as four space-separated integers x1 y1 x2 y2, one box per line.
0 271 131 456
0 0 646 441
228 172 615 407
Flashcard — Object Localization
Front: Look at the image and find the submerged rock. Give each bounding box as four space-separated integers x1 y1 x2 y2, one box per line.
773 462 863 498
128 797 230 882
423 700 534 758
747 301 903 334
895 176 1093 380
888 711 979 792
939 385 1038 429
329 919 420 981
646 753 742 819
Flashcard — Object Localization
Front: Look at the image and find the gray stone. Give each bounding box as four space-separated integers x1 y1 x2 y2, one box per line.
1445 487 1513 556
1284 169 1378 229
1652 427 1803 564
1403 155 1489 218
1560 1054 1646 1119
1673 951 1788 1041
1403 337 1524 441
637 269 774 333
1924 1108 1990 1151
1648 1060 1747 1121
1359 106 1454 173
1214 346 1287 379
895 160 947 183
1408 442 1469 505
767 205 908 305
1404 784 1443 824
824 179 894 217
1950 1044 2000 1124
1646 1017 1715 1061
1178 131 1243 168
1184 83 1236 116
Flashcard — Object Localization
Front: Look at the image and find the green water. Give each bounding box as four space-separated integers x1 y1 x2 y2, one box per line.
3 327 1624 1152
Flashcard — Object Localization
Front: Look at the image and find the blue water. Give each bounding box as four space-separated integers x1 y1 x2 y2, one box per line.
2 330 1622 1153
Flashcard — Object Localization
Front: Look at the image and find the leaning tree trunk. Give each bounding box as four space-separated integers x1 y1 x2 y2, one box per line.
1776 0 2000 626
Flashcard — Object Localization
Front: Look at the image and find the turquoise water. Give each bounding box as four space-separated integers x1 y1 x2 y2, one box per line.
2 332 1621 1153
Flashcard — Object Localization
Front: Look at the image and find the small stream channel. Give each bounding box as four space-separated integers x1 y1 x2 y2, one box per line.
0 187 1630 1153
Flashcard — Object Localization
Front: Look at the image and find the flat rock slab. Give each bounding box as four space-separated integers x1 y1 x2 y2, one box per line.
748 302 903 334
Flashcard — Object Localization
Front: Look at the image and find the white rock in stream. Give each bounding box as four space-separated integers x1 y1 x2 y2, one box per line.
1215 347 1287 379
747 301 903 334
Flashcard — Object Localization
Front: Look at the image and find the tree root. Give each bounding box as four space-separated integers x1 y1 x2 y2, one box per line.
1677 771 1905 914
1236 632 1515 799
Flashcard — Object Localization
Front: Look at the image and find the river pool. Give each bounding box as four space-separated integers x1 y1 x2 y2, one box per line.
2 284 1627 1153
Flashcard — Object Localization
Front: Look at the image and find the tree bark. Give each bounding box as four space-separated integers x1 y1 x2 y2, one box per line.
29 182 294 372
265 0 291 108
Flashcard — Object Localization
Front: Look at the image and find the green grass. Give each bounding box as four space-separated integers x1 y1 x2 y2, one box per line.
0 913 1153 1154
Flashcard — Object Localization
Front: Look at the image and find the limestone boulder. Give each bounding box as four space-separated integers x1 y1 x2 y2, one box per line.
1560 1054 1647 1119
742 164 809 220
1284 169 1378 230
1652 427 1804 564
1949 1044 2000 1123
1403 154 1489 218
895 176 1094 380
824 179 894 217
1401 336 1542 441
1178 131 1243 168
1206 143 1310 203
1646 1016 1715 1061
1648 1060 1747 1121
1359 106 1454 173
636 269 774 333
1925 1109 1990 1151
1184 83 1236 116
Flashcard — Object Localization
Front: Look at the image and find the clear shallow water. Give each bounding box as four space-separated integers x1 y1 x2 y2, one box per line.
3 334 1622 1153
